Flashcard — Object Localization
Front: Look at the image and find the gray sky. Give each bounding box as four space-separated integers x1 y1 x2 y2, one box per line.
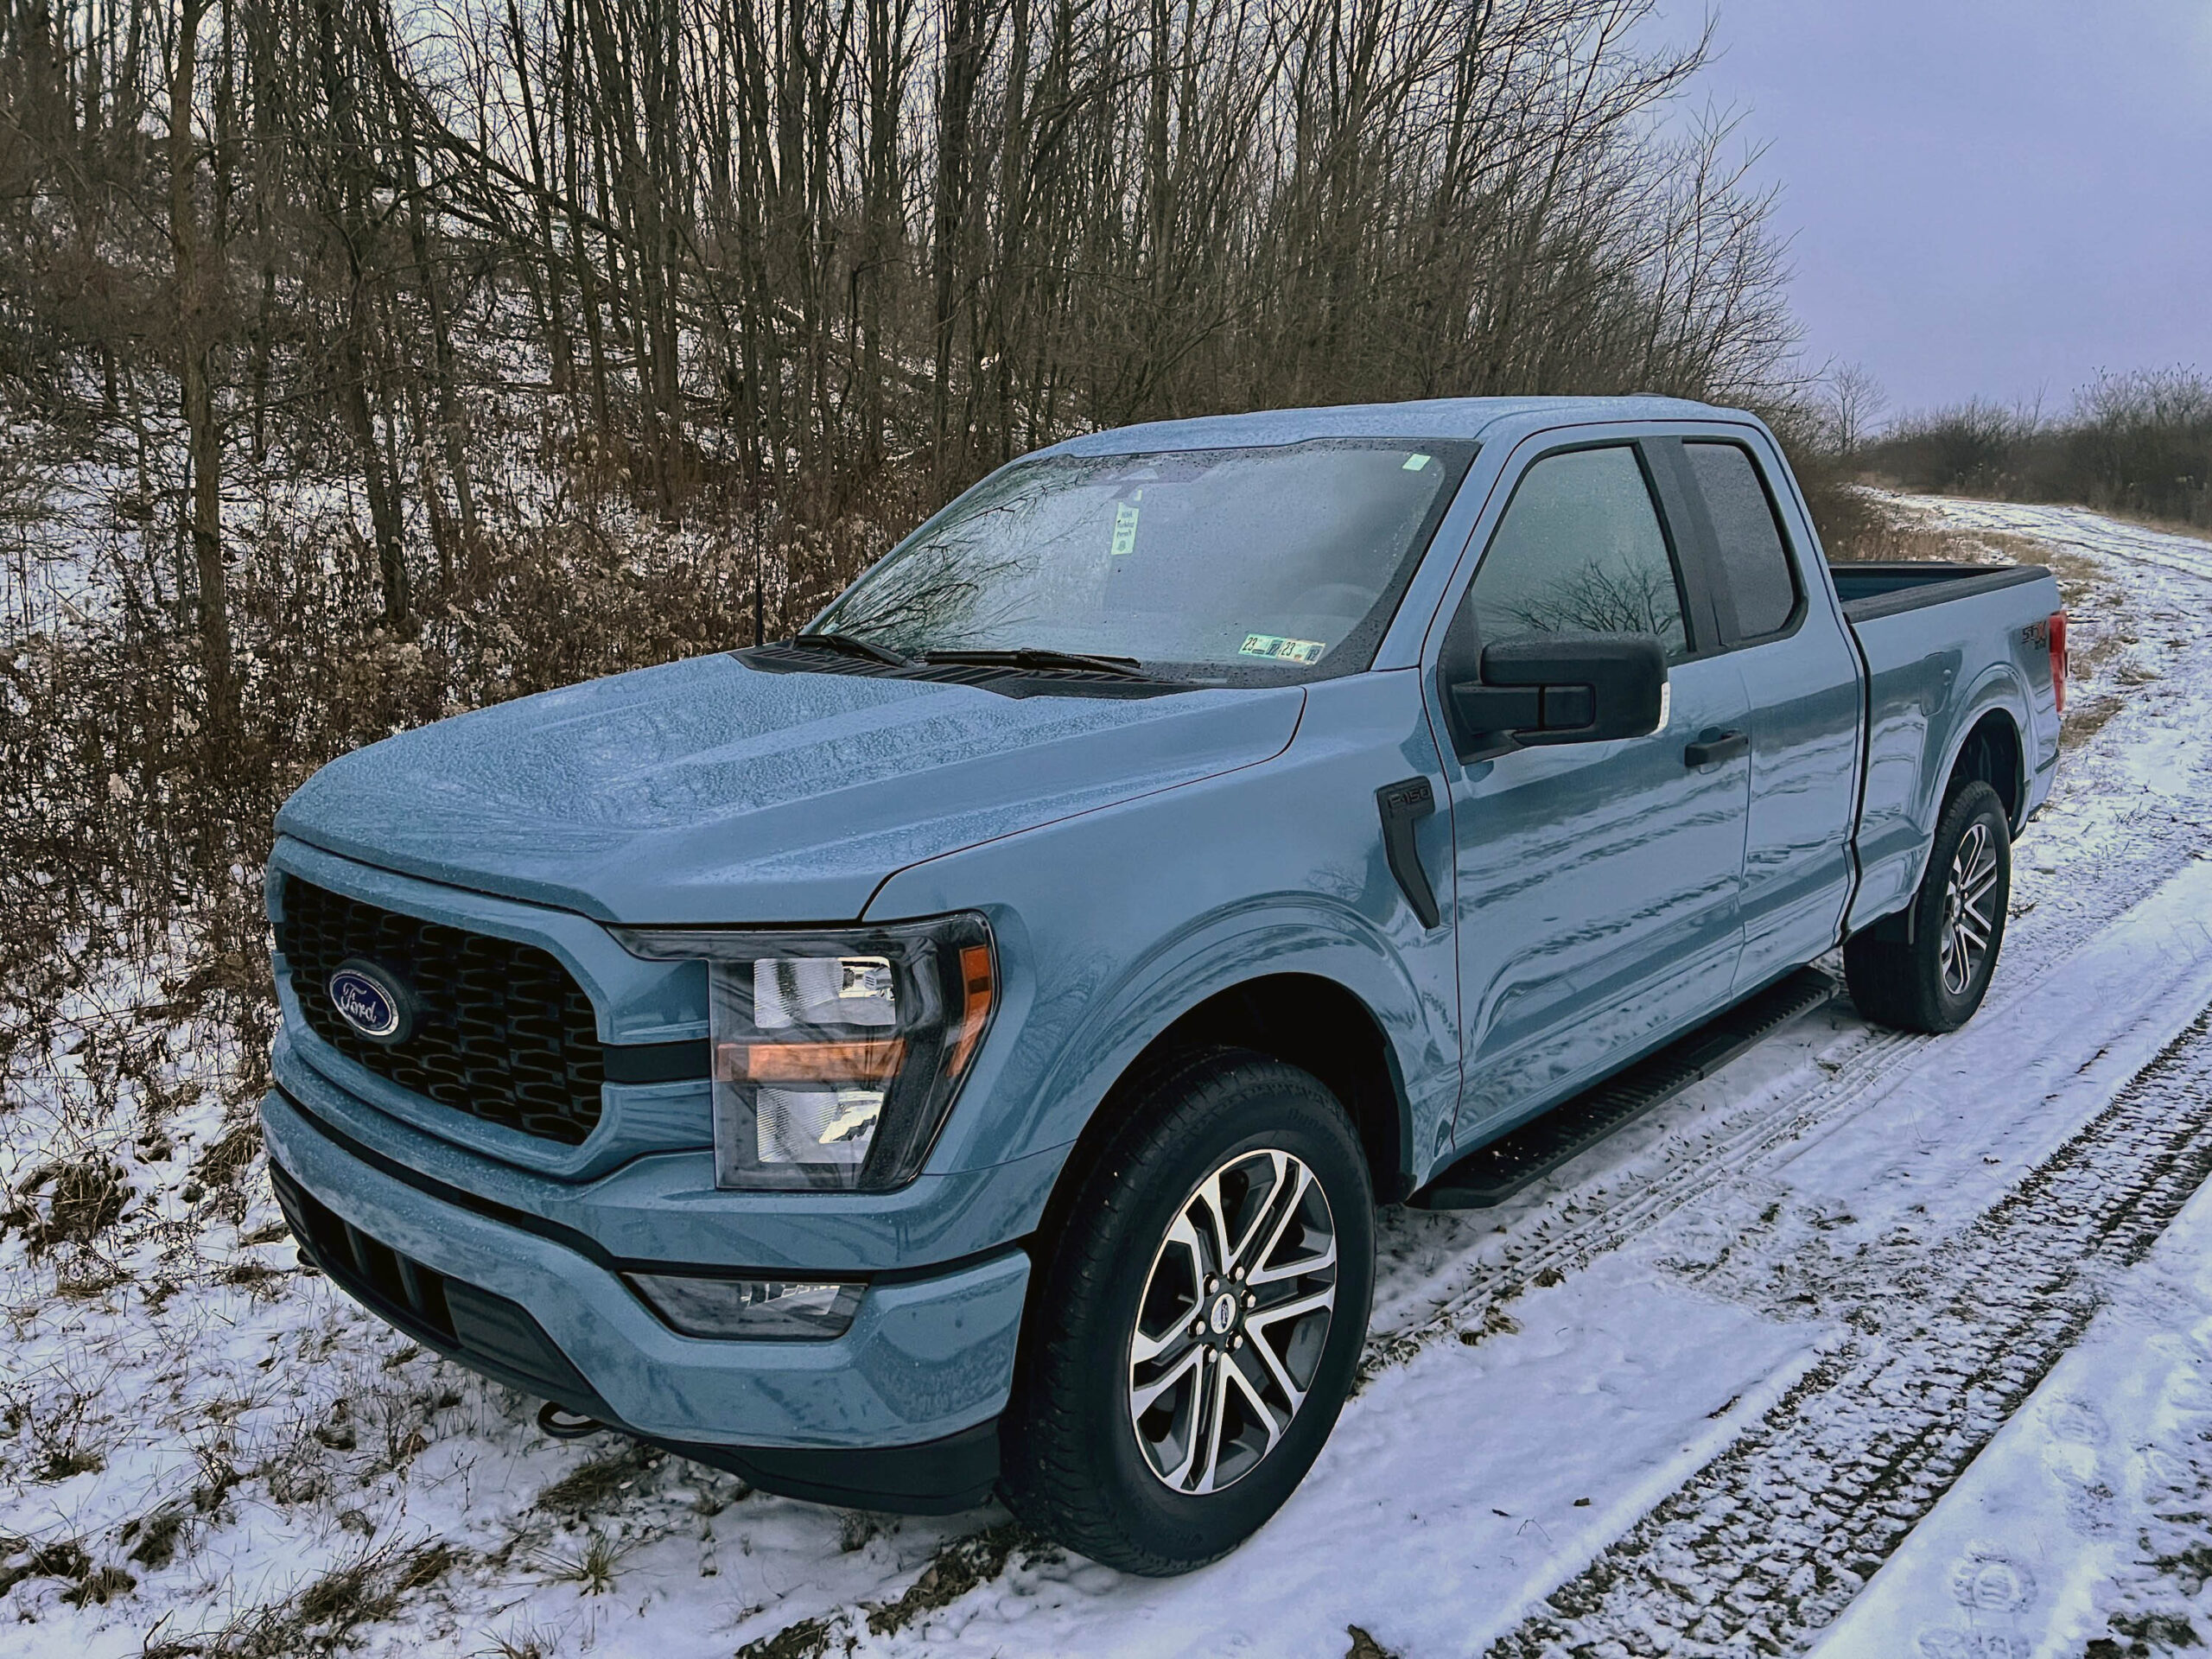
1652 0 2212 422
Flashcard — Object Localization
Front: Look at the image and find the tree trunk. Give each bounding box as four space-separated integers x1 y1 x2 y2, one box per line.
168 0 232 729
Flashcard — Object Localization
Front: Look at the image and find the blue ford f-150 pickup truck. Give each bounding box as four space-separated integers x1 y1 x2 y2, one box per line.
262 397 2065 1573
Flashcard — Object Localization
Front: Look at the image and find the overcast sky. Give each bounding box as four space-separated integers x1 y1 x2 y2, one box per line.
1651 0 2212 423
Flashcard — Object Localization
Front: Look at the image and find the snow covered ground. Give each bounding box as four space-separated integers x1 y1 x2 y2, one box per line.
3 494 2210 1657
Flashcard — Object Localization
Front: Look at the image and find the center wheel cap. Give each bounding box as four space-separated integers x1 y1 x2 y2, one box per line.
1207 1292 1239 1336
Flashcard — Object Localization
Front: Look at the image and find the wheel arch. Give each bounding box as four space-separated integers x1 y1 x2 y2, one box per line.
1946 706 2027 831
1030 972 1414 1265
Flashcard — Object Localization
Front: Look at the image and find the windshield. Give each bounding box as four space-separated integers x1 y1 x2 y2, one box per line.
810 439 1475 683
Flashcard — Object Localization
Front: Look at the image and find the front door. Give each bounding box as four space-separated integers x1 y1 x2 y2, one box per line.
1436 441 1753 1146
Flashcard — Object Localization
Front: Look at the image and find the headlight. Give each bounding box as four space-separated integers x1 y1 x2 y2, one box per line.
613 914 996 1192
626 1273 865 1339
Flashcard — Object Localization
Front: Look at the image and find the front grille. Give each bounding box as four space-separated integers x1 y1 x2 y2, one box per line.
276 876 605 1145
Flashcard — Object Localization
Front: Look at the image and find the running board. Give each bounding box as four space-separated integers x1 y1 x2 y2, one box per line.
1408 967 1840 1211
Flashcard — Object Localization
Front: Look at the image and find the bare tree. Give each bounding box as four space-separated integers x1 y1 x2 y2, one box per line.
3 0 1806 651
168 0 234 722
1824 361 1889 460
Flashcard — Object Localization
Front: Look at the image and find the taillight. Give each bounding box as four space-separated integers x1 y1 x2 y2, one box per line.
2049 610 2067 715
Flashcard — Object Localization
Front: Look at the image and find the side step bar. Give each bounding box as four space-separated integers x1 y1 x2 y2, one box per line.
1408 967 1840 1211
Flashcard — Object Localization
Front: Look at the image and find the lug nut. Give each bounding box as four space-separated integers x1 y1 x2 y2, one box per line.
1205 1275 1220 1293
1244 1292 1256 1308
1190 1319 1205 1338
1230 1335 1244 1350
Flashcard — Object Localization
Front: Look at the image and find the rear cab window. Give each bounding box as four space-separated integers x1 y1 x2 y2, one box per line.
1680 440 1802 643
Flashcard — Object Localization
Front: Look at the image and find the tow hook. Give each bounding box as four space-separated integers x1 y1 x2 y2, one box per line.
537 1401 607 1440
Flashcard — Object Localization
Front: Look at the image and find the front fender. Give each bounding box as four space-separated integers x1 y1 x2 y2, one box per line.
865 670 1459 1197
1027 895 1437 1179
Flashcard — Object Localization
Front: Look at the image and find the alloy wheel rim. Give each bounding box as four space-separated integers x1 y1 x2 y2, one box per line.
1941 820 2000 996
1127 1148 1338 1495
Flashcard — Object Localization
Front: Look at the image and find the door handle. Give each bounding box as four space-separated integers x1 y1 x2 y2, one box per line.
1683 729 1750 768
1376 777 1441 929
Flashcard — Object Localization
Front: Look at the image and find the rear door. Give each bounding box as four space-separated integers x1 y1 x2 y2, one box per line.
1656 432 1863 991
1433 435 1754 1146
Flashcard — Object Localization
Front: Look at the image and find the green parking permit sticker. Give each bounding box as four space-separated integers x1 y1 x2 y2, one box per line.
1110 497 1141 556
1403 453 1432 471
1240 633 1326 664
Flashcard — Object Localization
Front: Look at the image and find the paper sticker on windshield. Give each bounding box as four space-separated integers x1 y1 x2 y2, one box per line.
1240 633 1326 664
1110 496 1141 556
1402 453 1432 471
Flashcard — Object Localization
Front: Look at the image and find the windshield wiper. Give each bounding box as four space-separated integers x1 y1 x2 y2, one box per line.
918 646 1160 680
789 630 910 667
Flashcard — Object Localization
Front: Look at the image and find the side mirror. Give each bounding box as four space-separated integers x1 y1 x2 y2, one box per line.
1443 631 1668 760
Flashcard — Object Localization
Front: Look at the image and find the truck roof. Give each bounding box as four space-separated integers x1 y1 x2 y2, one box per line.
1043 394 1752 456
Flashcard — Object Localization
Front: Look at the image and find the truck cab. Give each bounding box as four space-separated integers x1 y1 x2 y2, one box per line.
262 396 2063 1573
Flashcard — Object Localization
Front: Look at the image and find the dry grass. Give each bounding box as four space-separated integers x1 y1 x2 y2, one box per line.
3 1155 131 1253
533 1531 627 1596
863 1523 1033 1637
533 1442 662 1516
734 1617 839 1659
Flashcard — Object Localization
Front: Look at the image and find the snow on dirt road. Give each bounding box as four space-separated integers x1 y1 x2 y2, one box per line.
4 494 2210 1659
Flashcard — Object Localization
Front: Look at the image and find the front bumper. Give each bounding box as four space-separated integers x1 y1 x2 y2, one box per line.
260 1085 1031 1511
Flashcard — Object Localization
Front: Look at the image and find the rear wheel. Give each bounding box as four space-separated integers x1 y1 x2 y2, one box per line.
1845 779 2012 1034
1000 1047 1374 1575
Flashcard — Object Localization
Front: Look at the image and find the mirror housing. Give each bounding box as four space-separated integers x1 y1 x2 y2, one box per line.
1442 631 1668 760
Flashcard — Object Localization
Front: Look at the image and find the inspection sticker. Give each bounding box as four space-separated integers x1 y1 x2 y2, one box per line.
1239 633 1326 664
1110 497 1141 556
1402 453 1432 471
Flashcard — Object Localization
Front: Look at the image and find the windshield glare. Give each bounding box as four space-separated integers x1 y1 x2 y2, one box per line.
812 440 1473 682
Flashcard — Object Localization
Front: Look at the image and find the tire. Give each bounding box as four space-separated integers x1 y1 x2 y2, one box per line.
1844 779 2012 1034
1000 1046 1376 1576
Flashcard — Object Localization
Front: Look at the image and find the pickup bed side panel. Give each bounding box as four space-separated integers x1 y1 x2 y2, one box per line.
1844 571 2062 931
863 669 1462 1196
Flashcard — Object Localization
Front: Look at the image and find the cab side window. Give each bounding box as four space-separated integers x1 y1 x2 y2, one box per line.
1465 445 1692 664
1683 441 1798 639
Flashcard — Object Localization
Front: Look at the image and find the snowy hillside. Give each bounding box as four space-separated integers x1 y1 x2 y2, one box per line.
3 496 2209 1658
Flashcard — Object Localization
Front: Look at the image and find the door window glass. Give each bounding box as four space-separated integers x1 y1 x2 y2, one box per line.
1465 446 1690 663
1684 441 1798 639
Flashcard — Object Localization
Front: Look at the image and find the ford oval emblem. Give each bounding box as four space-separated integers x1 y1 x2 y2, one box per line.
328 958 414 1045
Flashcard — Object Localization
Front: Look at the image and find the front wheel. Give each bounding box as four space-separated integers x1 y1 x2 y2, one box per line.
1845 779 2012 1033
1000 1048 1375 1575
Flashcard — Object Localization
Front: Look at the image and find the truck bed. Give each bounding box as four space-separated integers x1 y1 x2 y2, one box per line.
1830 560 2053 621
1834 559 2063 932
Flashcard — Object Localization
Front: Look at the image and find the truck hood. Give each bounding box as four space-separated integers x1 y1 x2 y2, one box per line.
276 652 1305 923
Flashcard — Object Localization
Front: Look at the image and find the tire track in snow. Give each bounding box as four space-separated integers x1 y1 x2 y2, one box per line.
1486 1002 2212 1658
1362 1025 1921 1368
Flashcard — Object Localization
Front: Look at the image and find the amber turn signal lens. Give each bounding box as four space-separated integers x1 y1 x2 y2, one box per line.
945 944 995 1078
717 1038 908 1083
